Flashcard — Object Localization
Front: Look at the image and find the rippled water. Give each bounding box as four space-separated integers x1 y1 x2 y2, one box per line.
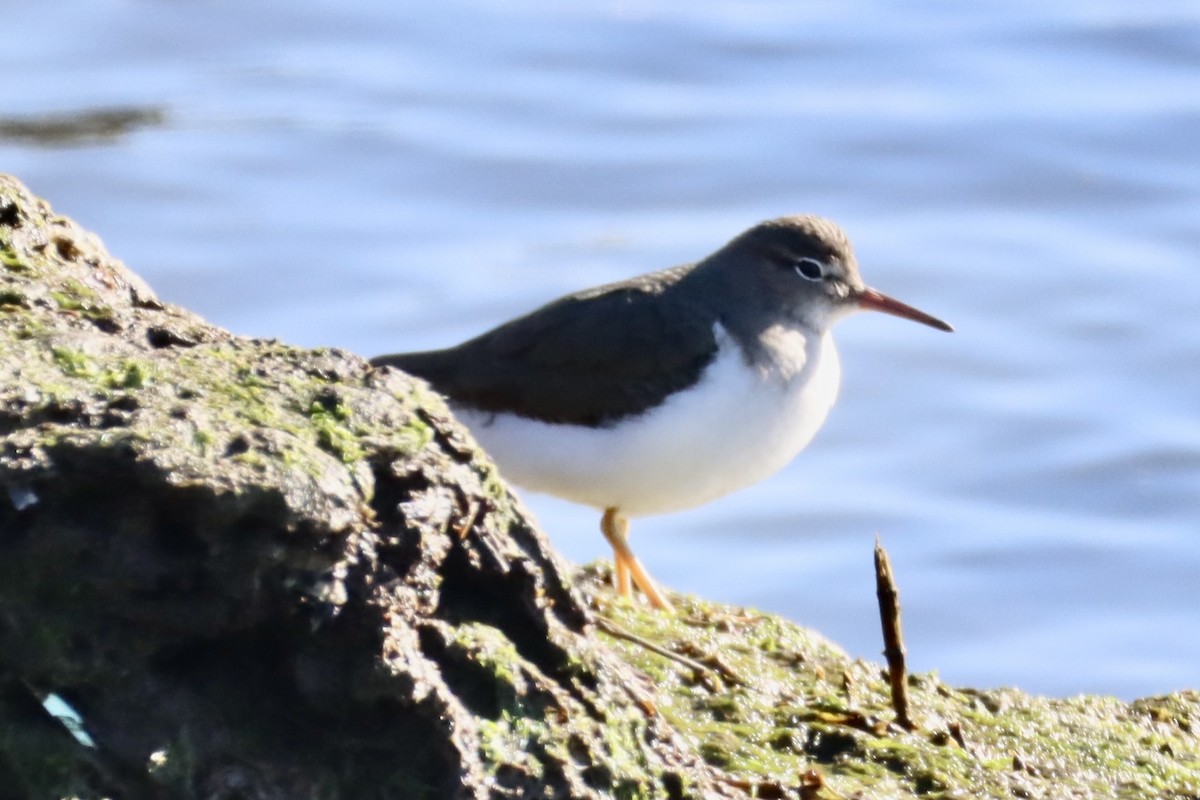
5 0 1199 698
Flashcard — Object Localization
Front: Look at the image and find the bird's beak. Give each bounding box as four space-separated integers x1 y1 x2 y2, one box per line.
856 287 954 332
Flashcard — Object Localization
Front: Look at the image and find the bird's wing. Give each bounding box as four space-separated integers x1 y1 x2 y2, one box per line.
371 267 719 427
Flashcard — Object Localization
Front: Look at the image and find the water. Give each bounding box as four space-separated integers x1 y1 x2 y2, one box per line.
4 0 1199 699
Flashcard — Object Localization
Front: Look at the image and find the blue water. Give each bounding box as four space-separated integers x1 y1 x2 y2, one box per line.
4 0 1199 699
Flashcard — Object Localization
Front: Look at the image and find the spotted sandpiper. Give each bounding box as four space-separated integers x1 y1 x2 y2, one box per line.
372 216 951 612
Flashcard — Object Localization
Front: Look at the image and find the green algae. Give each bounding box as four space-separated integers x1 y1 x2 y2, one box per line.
0 242 26 271
449 618 696 798
102 359 151 389
50 346 96 378
0 183 436 537
308 401 367 463
583 570 1200 798
48 278 116 325
454 622 523 688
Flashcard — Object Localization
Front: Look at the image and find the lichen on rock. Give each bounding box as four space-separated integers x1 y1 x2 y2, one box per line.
2 174 1197 800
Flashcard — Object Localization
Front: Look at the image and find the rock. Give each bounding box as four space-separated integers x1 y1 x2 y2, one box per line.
2 173 1198 799
0 175 727 799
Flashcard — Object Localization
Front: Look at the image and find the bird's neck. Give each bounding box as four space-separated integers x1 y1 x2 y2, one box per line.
717 317 826 383
761 321 826 378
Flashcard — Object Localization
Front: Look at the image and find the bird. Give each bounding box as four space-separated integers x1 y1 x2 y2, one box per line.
371 215 952 612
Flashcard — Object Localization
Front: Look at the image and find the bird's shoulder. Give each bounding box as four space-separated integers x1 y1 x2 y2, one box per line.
374 263 724 427
478 262 705 361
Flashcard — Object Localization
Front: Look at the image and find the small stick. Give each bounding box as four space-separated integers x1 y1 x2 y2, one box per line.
713 769 825 799
594 618 713 677
453 501 481 540
874 536 914 731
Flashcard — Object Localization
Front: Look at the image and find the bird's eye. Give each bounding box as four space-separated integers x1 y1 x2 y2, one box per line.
793 257 824 281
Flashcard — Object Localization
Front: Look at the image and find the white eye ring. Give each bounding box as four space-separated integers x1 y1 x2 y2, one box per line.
793 257 824 281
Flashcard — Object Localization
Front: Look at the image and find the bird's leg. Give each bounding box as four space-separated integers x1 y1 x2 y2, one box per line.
601 508 674 612
614 544 633 598
601 508 632 596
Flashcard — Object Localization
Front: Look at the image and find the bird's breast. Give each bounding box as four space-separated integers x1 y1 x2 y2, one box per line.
453 323 842 517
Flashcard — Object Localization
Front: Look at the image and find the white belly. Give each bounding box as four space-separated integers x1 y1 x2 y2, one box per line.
453 327 841 518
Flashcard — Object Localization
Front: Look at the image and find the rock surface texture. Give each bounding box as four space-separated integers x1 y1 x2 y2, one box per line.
1 174 1197 799
0 175 728 799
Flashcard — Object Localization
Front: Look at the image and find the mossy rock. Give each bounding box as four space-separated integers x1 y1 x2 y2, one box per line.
1 174 1197 799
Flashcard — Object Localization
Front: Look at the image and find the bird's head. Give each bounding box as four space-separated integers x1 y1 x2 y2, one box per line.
713 215 953 333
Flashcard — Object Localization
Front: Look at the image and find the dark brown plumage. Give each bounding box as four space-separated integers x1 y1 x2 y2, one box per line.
371 264 722 427
370 216 879 428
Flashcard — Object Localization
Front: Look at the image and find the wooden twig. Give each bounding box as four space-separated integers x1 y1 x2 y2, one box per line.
874 536 914 731
594 618 713 676
453 500 481 540
714 768 827 799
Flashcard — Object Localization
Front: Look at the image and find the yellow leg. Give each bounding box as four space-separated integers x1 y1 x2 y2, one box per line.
601 508 674 613
614 543 632 598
